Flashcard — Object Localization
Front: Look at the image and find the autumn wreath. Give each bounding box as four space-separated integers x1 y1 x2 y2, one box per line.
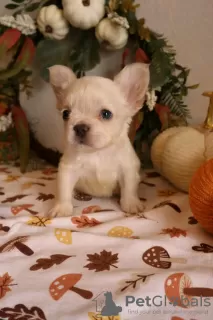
0 0 198 170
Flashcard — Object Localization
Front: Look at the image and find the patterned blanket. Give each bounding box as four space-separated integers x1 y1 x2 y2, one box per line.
0 165 212 320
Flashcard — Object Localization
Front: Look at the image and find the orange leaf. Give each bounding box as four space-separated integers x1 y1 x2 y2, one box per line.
71 216 102 228
160 227 187 238
0 272 15 299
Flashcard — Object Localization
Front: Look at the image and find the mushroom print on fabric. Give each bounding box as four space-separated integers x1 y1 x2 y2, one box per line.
11 204 38 215
142 246 187 269
108 226 134 238
0 236 34 256
192 243 213 253
49 274 93 300
165 273 213 308
55 229 72 245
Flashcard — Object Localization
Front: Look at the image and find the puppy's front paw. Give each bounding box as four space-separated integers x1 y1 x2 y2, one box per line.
47 202 73 218
120 197 145 214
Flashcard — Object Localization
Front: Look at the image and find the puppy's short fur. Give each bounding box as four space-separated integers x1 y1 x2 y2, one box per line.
48 63 150 217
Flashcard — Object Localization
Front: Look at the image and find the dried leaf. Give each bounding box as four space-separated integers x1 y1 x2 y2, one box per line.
160 227 187 238
2 194 28 203
84 250 119 272
121 0 140 12
0 272 15 299
71 216 102 228
0 304 47 320
36 193 55 201
30 254 73 271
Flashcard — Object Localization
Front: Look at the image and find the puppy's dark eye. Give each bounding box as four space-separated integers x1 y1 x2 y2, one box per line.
100 109 113 120
62 109 70 121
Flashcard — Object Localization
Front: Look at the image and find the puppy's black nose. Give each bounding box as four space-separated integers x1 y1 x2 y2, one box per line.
73 124 90 139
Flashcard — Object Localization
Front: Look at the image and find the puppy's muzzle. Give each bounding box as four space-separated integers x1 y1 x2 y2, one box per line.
73 123 90 141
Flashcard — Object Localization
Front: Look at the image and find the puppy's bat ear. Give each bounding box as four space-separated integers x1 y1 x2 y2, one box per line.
48 65 76 107
114 63 150 114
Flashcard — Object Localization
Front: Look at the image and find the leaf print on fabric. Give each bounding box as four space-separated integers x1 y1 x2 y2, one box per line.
4 175 20 182
192 243 213 253
2 194 28 203
71 216 101 228
165 273 213 308
42 168 57 175
84 250 119 272
36 193 55 201
161 227 187 238
0 236 34 256
120 274 154 292
107 226 134 238
49 274 93 300
0 224 10 233
153 200 181 212
0 304 47 320
74 191 92 201
142 246 187 269
188 216 198 225
11 204 38 216
157 189 178 197
0 187 5 196
22 182 45 190
55 229 72 245
27 216 52 227
88 312 121 320
30 254 74 271
0 273 16 299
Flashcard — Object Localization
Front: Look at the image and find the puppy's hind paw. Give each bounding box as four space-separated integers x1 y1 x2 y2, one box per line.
120 197 145 215
47 202 73 218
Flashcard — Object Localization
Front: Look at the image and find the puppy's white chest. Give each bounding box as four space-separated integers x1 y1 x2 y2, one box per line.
76 153 119 197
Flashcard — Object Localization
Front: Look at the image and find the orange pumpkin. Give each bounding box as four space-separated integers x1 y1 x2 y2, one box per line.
189 158 213 235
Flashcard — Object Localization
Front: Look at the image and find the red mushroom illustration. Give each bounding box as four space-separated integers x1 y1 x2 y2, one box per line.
0 236 34 256
142 246 187 269
11 204 37 216
165 273 213 308
49 274 93 301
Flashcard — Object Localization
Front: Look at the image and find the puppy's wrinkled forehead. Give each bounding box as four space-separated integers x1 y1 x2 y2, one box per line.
65 76 125 113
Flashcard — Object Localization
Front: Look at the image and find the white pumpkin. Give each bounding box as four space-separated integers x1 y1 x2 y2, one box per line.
62 0 105 30
150 126 211 192
37 5 69 40
95 18 129 50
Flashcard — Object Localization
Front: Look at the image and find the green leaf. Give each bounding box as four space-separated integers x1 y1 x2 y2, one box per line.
35 36 73 81
187 83 199 89
25 2 40 12
12 0 25 3
5 3 19 9
69 29 100 73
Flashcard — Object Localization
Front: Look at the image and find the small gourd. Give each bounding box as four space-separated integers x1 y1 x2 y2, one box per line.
62 0 105 30
95 18 129 50
151 92 213 193
37 5 69 40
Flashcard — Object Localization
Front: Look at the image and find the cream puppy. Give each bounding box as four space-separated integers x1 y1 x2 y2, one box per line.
48 63 150 217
